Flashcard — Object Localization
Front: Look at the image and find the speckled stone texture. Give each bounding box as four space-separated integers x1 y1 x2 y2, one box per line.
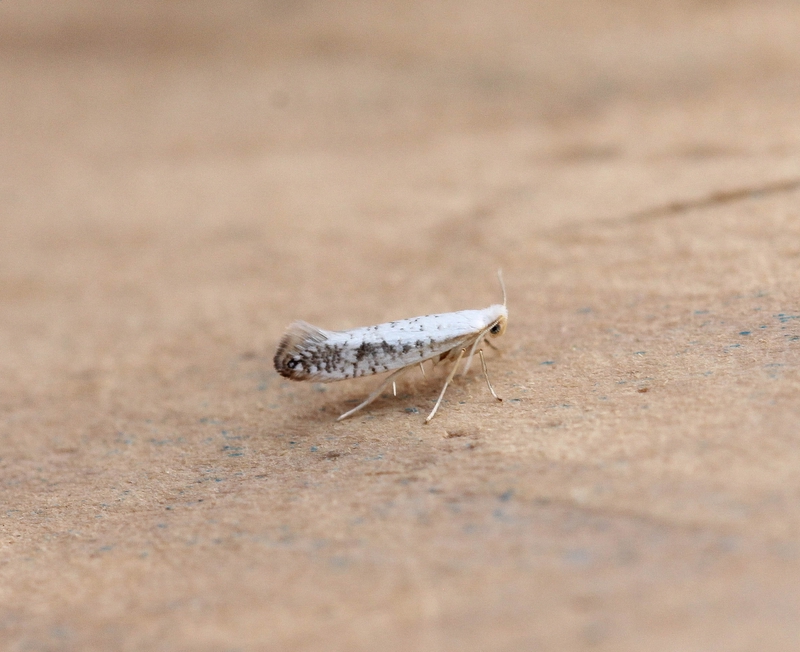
2 2 800 650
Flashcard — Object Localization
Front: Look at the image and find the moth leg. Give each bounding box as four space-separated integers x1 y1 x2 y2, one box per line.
419 361 426 378
392 381 397 397
461 335 483 376
337 367 408 421
479 349 502 402
425 347 466 424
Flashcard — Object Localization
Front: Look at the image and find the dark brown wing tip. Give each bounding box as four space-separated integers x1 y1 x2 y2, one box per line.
273 320 327 381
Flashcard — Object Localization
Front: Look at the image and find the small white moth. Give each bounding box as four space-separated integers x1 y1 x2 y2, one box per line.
274 273 508 423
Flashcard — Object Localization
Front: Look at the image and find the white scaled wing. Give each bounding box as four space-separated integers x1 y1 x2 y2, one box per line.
273 306 505 382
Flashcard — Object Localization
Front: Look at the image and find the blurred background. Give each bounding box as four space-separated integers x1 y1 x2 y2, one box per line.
2 1 800 650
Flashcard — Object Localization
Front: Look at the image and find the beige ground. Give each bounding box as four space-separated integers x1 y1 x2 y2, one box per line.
2 1 800 650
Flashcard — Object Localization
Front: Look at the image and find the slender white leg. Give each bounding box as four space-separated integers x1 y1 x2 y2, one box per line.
479 349 502 402
392 381 397 397
419 361 426 378
337 367 408 421
462 335 484 376
425 348 466 424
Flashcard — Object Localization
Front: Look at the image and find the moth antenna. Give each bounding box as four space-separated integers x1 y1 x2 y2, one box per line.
497 269 506 307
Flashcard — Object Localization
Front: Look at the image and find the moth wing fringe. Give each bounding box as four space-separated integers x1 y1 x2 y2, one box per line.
274 320 331 381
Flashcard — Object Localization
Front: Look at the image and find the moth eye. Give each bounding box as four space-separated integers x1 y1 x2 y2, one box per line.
490 323 501 335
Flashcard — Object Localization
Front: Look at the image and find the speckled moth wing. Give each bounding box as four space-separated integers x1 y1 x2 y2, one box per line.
273 312 491 382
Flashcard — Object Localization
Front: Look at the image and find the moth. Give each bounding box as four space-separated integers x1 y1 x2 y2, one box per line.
273 273 508 423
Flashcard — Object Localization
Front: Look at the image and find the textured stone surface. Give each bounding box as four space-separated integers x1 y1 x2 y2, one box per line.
2 1 800 650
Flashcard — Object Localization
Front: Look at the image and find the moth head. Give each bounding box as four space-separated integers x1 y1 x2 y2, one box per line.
488 313 508 337
484 303 508 338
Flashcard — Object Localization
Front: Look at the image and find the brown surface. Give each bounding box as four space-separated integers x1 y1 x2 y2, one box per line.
2 1 800 650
